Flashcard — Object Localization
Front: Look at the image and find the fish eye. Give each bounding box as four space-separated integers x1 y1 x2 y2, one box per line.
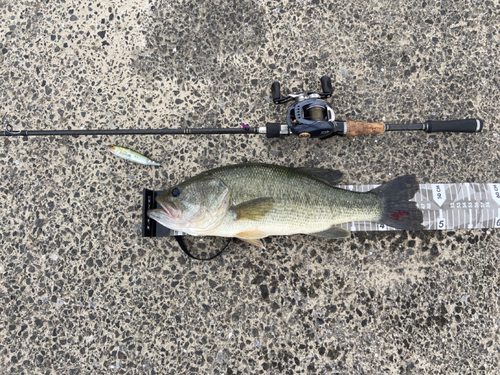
171 187 181 197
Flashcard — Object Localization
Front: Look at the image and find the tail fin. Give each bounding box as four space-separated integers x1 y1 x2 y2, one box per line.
371 175 424 231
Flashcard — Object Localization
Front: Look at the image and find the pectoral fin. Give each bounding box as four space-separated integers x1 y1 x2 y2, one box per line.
231 198 274 221
311 226 351 239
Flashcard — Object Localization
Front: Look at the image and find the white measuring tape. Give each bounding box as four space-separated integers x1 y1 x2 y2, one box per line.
153 183 500 236
337 182 500 232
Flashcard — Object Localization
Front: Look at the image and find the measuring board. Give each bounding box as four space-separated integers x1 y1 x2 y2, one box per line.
142 183 500 237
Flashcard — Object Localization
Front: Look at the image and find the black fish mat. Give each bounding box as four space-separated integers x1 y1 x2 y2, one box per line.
1 0 499 374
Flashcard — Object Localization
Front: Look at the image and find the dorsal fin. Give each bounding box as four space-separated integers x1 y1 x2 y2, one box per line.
297 168 344 186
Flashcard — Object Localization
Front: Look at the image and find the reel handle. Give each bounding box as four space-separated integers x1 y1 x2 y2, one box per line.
320 76 333 97
271 82 281 104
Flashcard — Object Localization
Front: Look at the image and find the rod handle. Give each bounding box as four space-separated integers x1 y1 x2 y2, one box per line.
345 121 386 137
426 119 483 133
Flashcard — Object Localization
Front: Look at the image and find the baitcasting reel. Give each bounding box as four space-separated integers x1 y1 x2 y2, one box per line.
270 76 343 139
264 76 483 139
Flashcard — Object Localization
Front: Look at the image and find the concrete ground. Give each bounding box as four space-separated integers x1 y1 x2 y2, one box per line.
0 0 499 373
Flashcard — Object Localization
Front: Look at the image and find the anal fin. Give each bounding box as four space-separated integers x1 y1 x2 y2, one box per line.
311 226 351 239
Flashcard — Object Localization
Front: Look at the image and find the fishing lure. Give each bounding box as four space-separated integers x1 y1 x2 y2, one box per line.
108 145 161 166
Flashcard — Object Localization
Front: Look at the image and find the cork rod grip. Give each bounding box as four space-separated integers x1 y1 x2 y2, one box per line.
345 121 386 137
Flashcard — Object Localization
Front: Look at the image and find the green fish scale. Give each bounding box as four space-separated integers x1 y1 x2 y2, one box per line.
203 164 383 235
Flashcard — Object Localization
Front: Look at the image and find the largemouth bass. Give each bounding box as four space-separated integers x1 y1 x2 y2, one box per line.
147 163 423 248
108 145 161 166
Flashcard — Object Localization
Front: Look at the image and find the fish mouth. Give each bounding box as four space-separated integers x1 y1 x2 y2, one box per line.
157 201 181 219
147 201 183 230
147 208 171 227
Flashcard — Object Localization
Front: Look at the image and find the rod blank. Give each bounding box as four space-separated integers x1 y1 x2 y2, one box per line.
2 127 258 137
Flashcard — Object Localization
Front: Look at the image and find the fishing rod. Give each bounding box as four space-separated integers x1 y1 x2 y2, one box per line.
1 76 483 139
